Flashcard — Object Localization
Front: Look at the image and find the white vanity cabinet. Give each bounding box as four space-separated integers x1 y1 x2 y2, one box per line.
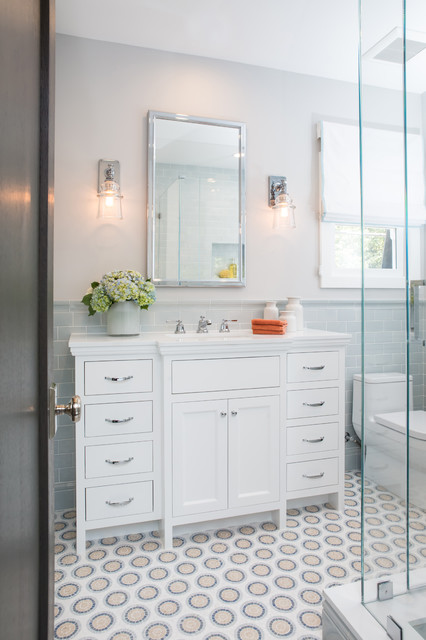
69 329 350 551
69 336 161 555
172 395 280 518
285 349 345 510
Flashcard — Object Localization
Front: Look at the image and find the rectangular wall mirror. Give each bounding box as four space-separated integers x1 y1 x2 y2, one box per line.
147 111 246 287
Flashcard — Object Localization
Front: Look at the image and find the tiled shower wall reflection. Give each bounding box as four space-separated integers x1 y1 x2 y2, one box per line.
53 299 424 510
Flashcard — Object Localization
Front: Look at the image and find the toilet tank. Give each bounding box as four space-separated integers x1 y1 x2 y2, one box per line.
352 372 413 438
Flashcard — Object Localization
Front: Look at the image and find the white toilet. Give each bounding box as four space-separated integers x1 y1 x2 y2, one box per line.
352 372 426 510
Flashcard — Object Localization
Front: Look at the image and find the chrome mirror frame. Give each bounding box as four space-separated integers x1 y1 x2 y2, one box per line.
147 110 246 287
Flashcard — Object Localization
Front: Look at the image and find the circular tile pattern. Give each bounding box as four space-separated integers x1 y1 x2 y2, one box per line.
211 608 235 626
168 580 189 594
72 597 96 614
219 587 240 602
188 593 210 609
54 620 79 639
157 600 180 617
54 471 426 640
237 625 262 640
144 622 170 639
88 612 115 632
268 617 294 637
124 606 149 625
179 615 204 634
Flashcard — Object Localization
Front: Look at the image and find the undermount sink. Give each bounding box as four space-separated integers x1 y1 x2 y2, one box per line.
164 330 254 341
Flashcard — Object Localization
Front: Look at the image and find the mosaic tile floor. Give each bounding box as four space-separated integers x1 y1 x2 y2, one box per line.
54 471 426 639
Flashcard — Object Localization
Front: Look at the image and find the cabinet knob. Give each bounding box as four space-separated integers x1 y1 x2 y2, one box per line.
220 411 227 417
231 410 238 416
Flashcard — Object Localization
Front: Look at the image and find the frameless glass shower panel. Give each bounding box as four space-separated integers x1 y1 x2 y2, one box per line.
359 0 409 617
405 0 426 589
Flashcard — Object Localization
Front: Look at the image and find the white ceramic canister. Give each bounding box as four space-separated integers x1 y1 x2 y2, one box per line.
263 301 279 320
279 310 297 333
286 297 303 330
107 301 141 336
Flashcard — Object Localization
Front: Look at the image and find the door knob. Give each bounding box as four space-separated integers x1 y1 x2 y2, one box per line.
55 396 81 421
49 384 81 439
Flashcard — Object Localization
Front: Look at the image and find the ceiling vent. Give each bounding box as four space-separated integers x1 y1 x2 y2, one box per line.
364 27 426 64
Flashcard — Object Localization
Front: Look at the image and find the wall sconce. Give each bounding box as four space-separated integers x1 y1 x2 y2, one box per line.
98 159 123 219
268 176 296 228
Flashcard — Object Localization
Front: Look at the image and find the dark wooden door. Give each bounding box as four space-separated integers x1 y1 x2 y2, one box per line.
0 0 55 638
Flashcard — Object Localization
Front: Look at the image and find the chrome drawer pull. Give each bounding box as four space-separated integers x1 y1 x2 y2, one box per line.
303 472 325 479
302 401 325 407
105 456 134 465
105 417 134 424
303 365 325 370
106 497 134 506
104 375 134 382
302 437 325 443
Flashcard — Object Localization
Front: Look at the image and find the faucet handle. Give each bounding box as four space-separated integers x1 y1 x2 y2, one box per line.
199 315 212 325
219 319 238 333
166 319 185 334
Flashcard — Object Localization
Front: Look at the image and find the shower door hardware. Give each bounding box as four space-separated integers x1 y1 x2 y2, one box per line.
377 580 393 601
49 383 81 439
409 279 425 340
386 615 403 640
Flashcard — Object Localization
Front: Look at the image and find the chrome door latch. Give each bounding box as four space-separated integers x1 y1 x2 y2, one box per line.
49 383 81 439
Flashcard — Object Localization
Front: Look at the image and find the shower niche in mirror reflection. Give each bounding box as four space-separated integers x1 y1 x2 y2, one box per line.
148 111 246 286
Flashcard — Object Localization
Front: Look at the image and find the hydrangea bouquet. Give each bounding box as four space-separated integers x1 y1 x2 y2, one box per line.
82 270 156 316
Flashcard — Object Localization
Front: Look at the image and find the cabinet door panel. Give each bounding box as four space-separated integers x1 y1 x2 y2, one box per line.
228 396 280 509
172 400 228 517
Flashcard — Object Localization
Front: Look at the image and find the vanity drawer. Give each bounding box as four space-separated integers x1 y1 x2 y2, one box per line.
84 360 152 396
85 441 153 479
172 356 280 394
85 480 153 521
286 422 339 456
286 387 338 419
85 401 153 437
287 351 339 383
287 457 339 492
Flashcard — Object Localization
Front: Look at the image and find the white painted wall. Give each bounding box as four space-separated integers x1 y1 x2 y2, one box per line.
54 35 421 302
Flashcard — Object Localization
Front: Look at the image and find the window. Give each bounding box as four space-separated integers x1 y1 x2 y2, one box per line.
318 120 425 288
319 222 411 288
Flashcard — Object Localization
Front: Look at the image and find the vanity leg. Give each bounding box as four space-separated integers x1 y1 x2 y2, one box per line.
75 529 86 558
328 489 345 512
160 520 173 550
272 507 287 530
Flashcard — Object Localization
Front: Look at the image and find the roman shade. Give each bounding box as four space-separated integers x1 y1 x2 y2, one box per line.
320 120 426 226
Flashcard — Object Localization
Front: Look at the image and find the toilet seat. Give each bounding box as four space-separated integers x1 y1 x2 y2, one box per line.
374 410 426 441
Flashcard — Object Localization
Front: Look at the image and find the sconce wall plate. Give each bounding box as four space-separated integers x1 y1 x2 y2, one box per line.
98 159 120 192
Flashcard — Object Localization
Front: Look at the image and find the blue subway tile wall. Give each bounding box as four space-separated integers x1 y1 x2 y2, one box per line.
53 299 423 510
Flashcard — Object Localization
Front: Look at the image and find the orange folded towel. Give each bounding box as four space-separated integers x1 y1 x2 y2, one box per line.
252 318 284 326
252 322 287 331
252 329 285 335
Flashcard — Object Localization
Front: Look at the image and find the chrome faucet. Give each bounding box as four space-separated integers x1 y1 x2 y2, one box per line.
166 319 186 334
197 315 212 333
219 319 238 333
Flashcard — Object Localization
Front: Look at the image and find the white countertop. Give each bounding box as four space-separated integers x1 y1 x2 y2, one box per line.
69 329 351 356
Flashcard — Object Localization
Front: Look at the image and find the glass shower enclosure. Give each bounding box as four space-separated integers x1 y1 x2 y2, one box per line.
359 0 426 636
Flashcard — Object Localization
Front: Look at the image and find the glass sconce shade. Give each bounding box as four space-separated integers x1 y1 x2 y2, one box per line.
269 175 296 228
97 160 123 219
